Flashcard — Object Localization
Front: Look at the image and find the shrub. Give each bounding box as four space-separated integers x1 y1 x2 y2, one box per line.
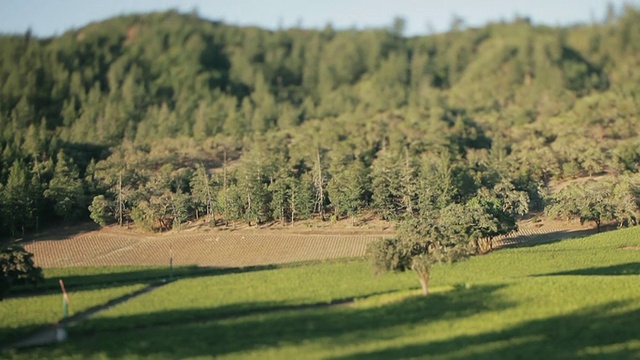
0 245 43 299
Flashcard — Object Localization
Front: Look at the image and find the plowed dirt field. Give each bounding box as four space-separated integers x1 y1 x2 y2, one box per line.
21 219 594 268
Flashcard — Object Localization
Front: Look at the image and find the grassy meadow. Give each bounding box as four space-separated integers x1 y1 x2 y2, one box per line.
0 284 146 346
3 227 640 359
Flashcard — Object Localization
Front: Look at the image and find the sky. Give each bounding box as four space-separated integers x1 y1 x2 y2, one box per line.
0 0 637 38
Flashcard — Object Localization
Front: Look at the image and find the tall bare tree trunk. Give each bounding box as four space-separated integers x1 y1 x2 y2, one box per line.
34 158 40 233
246 191 252 226
204 168 213 224
118 171 124 227
402 150 414 216
313 146 325 221
416 268 430 296
290 185 296 226
223 147 228 226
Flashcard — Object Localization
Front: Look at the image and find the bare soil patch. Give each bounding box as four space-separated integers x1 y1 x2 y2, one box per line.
23 218 394 268
21 216 595 269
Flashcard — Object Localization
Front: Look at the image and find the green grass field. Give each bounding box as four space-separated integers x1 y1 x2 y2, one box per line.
12 265 216 294
3 227 640 359
0 284 146 346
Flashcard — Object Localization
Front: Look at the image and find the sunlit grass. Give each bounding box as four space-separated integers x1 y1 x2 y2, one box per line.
5 227 640 359
0 284 146 346
79 259 418 332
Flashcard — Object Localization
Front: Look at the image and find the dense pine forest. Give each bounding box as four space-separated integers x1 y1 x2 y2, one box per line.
1 7 640 238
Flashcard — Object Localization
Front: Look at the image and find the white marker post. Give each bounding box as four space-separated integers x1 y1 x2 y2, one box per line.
58 279 70 342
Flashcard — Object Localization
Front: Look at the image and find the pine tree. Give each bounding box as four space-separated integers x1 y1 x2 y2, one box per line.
89 195 113 227
312 145 327 220
371 149 402 219
327 159 368 224
1 160 32 237
269 167 291 224
190 164 216 223
289 173 315 224
237 163 269 226
44 151 84 221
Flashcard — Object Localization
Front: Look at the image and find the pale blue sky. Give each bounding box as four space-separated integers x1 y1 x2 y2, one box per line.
0 0 637 37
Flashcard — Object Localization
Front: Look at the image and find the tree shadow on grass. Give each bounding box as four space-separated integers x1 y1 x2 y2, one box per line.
334 300 640 360
9 284 511 358
497 228 596 250
2 265 278 348
9 264 278 297
535 262 640 277
2 282 167 349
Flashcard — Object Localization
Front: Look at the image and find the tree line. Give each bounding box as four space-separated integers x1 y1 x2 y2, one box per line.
1 6 640 238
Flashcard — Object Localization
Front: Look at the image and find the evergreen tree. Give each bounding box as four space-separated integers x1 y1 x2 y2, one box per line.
236 163 269 226
371 149 404 219
269 166 292 224
1 160 32 237
190 164 217 223
327 159 368 223
217 183 244 228
289 173 315 224
89 195 114 227
44 151 84 221
169 189 191 230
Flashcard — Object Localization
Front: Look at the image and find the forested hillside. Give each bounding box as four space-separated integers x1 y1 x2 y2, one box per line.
1 7 640 237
